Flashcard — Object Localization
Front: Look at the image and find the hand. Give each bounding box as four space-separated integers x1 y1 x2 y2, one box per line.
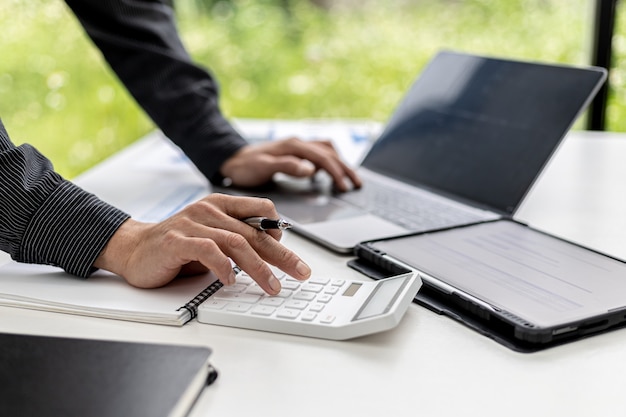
219 137 362 192
93 193 311 294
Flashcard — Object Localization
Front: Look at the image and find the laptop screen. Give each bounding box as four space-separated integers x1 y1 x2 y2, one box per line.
361 51 606 215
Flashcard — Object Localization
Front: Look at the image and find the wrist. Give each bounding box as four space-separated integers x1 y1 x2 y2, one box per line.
93 218 142 278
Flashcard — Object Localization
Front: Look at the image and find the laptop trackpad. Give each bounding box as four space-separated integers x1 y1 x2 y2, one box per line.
274 197 363 224
273 197 407 252
301 213 408 252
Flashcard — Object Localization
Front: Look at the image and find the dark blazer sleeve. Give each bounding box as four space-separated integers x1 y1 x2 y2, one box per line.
0 120 130 277
63 0 248 184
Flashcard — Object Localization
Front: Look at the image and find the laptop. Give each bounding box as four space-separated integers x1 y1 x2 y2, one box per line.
352 219 626 351
221 50 606 253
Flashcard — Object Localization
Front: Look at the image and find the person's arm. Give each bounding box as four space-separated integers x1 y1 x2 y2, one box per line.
0 120 129 277
0 120 309 292
63 0 362 190
63 0 247 185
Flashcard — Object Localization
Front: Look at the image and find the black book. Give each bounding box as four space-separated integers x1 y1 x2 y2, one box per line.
0 333 216 417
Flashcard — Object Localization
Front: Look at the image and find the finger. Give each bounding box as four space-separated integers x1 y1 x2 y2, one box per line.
257 239 312 282
209 228 283 294
276 139 355 191
188 194 280 229
172 196 310 291
179 195 286 246
336 159 363 189
258 155 316 178
154 231 237 286
158 218 280 293
204 217 310 287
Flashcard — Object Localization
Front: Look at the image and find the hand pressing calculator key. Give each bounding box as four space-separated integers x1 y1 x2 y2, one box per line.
197 266 421 340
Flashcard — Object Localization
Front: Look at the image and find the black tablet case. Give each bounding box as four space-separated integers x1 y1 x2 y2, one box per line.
349 222 626 353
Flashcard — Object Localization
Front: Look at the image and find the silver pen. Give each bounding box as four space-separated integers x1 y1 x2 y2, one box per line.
243 217 293 231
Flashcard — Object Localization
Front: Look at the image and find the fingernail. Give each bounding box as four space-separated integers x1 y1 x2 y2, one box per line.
296 261 311 278
297 161 315 176
227 271 236 285
269 275 282 292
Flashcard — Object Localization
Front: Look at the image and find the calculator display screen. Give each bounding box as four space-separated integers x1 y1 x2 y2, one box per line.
343 283 362 297
354 276 406 320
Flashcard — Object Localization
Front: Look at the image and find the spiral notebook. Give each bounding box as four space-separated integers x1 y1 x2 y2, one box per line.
0 261 221 326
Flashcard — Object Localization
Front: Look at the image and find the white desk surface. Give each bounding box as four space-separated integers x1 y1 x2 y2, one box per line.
3 122 626 417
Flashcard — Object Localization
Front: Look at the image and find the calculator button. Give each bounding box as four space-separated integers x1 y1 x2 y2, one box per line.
301 283 323 293
317 294 333 304
285 300 308 310
260 297 285 307
331 279 345 287
308 277 330 285
245 286 267 296
227 303 252 313
293 292 316 301
251 305 276 316
235 275 255 285
274 289 293 298
203 299 228 310
301 312 317 322
276 309 300 319
309 303 325 312
280 281 301 290
324 286 339 295
214 293 261 304
221 284 247 293
320 314 336 324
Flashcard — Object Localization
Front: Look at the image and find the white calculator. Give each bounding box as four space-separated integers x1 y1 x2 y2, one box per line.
196 267 421 340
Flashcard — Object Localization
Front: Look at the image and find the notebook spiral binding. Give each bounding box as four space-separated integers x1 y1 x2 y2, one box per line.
178 279 224 323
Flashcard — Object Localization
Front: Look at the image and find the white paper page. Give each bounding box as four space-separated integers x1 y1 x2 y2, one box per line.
0 262 217 325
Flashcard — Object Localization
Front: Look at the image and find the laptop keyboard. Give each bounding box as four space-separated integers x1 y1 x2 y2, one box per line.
337 179 488 231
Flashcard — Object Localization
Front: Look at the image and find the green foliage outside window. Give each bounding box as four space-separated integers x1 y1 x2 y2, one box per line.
2 0 624 179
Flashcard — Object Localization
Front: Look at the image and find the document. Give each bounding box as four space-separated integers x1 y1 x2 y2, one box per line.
0 262 220 326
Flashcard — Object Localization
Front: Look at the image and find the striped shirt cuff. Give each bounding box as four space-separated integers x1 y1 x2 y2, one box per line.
19 181 130 278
